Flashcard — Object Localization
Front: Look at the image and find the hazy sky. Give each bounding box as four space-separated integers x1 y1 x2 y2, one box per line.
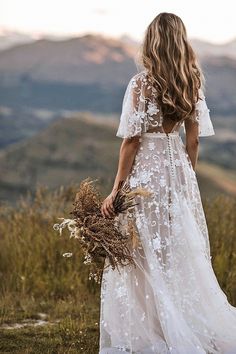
0 0 235 44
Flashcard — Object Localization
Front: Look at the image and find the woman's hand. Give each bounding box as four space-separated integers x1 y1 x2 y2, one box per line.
101 136 140 218
101 190 117 218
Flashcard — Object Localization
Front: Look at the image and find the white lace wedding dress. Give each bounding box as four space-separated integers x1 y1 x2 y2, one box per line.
99 70 236 354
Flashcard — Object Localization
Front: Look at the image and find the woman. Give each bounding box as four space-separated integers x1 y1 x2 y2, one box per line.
99 12 236 354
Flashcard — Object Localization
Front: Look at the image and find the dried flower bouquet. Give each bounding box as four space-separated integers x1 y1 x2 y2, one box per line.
53 178 151 282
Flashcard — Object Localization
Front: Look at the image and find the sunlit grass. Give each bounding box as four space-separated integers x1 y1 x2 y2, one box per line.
0 186 235 353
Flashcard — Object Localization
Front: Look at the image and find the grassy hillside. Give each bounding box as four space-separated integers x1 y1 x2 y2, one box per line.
199 115 236 171
0 114 120 202
197 162 236 197
0 112 235 203
0 186 235 353
0 185 100 353
0 106 57 149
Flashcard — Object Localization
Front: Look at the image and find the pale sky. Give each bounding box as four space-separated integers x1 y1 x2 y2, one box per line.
0 0 235 44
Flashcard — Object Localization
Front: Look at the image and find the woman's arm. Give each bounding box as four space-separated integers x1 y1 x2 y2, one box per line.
184 118 199 171
101 136 140 218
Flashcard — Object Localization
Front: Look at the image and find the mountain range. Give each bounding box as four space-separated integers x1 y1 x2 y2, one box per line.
0 34 235 149
0 33 235 203
0 34 235 114
1 29 236 57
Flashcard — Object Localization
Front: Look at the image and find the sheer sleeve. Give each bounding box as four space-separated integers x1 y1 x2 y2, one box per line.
189 89 215 137
117 74 215 138
116 74 148 138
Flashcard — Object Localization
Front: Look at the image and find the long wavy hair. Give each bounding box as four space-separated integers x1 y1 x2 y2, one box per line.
141 12 205 122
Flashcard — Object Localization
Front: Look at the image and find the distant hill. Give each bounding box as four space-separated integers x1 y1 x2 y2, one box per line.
0 35 235 110
0 34 138 149
202 56 236 116
0 34 235 152
0 113 234 203
0 106 58 148
0 35 236 84
0 34 138 85
0 114 120 202
191 38 236 59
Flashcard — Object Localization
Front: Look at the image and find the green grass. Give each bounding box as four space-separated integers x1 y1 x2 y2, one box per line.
0 314 99 354
204 195 236 304
0 186 235 353
0 185 100 353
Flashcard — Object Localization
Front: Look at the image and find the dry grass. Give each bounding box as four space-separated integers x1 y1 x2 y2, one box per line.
0 186 235 353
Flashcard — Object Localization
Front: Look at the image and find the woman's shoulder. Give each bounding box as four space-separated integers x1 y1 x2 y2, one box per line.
128 69 148 81
198 87 206 99
128 69 152 89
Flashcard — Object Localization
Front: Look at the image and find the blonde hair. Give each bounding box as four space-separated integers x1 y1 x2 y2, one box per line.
140 12 205 122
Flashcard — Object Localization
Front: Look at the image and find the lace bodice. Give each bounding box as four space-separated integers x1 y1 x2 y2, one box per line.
116 70 215 139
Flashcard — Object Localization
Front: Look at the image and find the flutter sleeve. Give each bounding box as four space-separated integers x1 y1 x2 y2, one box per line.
192 88 215 137
116 74 147 138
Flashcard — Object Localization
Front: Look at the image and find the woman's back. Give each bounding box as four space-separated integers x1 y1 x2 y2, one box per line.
116 70 215 139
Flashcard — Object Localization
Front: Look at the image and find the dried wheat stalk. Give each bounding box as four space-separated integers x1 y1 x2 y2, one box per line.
53 177 152 282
